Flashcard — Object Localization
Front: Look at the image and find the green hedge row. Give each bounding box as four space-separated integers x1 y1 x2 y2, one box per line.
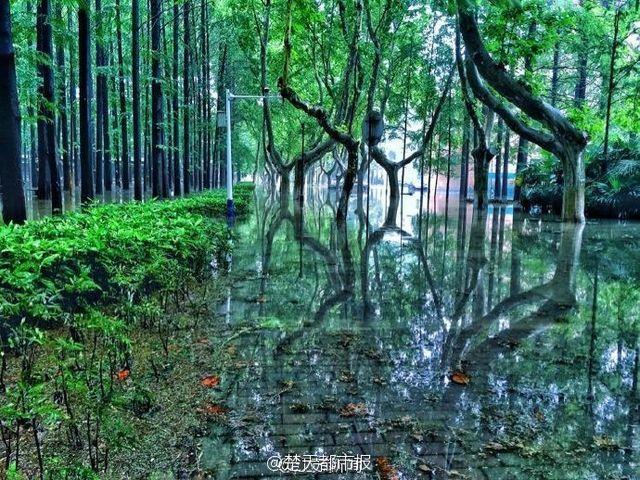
0 184 254 328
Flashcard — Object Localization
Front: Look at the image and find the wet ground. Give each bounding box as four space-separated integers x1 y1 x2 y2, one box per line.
200 186 640 479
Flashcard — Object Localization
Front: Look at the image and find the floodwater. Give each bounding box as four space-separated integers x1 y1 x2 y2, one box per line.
201 185 640 479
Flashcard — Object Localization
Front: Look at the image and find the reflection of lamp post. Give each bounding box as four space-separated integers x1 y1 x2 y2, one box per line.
362 111 384 237
298 122 305 278
224 89 281 226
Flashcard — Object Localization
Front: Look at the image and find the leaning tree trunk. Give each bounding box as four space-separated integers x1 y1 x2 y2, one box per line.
0 0 27 224
458 3 586 222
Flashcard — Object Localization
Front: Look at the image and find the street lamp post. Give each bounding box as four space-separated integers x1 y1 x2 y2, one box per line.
225 89 234 224
224 89 281 226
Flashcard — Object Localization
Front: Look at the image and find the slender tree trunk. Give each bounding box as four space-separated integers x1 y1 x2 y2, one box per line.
68 10 77 189
183 0 191 195
460 110 470 202
160 19 169 198
150 0 165 198
603 8 621 171
0 0 27 224
102 50 112 191
212 43 226 191
172 0 180 196
132 0 142 199
201 0 210 189
37 0 62 213
574 2 588 107
78 3 94 202
501 127 510 199
514 137 528 203
513 25 536 204
94 0 104 195
30 121 38 189
56 6 71 192
550 41 560 107
494 119 503 200
116 0 129 191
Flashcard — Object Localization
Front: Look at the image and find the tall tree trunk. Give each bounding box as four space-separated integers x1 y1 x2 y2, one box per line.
550 41 560 107
78 3 94 202
160 19 169 198
494 118 503 200
0 0 27 224
30 120 38 189
513 23 536 204
56 6 71 192
37 0 62 213
182 0 191 195
103 50 112 191
212 43 226 191
514 137 528 203
603 8 621 171
201 0 210 189
150 0 165 198
501 127 510 199
459 110 470 202
95 0 104 195
68 10 77 189
172 0 180 196
574 1 588 107
132 0 142 199
472 107 495 210
116 0 129 191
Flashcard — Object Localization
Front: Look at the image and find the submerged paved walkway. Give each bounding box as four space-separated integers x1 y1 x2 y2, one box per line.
198 200 639 480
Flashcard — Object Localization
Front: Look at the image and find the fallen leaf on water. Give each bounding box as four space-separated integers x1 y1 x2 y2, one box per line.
339 402 369 417
376 456 399 480
279 380 295 391
450 370 470 385
200 375 220 388
484 441 506 453
290 402 311 413
198 403 229 416
114 368 130 382
593 436 619 450
448 470 467 478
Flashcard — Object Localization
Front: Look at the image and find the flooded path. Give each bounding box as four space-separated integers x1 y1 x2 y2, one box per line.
202 186 639 479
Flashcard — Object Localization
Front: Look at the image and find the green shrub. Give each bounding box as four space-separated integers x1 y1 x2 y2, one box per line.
0 187 253 328
0 187 254 476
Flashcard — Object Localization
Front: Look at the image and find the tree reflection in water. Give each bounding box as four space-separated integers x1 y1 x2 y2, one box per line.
206 184 639 479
